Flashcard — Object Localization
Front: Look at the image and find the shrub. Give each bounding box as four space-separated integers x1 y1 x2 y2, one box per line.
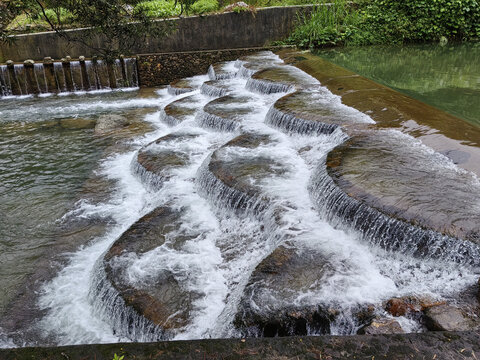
134 1 182 18
288 0 480 48
191 0 219 14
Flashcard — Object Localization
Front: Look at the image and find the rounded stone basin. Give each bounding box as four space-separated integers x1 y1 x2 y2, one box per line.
198 133 287 214
208 62 237 80
266 91 373 135
246 66 319 94
100 206 200 338
311 129 480 266
134 132 197 190
200 80 233 97
161 94 203 125
167 78 200 95
234 243 338 337
197 95 257 132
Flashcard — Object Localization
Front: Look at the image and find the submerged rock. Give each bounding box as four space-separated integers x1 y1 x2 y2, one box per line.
94 114 129 134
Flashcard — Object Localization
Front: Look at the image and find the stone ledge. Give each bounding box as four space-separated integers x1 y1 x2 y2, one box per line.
1 332 479 359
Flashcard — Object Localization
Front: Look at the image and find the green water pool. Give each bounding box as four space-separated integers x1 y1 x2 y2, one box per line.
316 42 480 127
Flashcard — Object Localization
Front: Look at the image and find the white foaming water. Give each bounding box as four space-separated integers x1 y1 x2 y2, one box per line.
32 54 480 346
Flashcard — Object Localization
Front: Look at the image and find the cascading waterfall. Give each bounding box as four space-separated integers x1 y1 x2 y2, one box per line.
0 57 139 98
1 51 475 349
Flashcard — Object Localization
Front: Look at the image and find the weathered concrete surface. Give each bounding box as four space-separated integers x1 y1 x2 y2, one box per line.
0 6 311 62
1 332 480 359
137 47 287 86
281 51 480 177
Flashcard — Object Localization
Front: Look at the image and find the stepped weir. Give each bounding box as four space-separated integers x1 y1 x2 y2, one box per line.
0 56 138 97
1 50 479 349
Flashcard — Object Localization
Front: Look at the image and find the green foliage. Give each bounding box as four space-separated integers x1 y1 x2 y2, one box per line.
134 0 182 17
112 353 124 360
30 7 76 26
287 0 480 48
190 0 219 14
287 0 361 48
134 0 217 17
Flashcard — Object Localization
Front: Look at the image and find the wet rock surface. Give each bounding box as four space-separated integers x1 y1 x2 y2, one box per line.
423 305 479 331
104 206 197 331
94 114 129 134
266 90 372 135
201 80 234 97
358 317 404 335
162 94 203 125
167 78 199 95
326 130 480 243
135 132 197 189
246 66 318 94
3 332 480 360
200 133 286 213
235 244 337 337
208 62 238 80
198 95 258 131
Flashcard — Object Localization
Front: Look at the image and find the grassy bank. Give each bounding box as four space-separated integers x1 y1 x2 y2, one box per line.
286 0 480 48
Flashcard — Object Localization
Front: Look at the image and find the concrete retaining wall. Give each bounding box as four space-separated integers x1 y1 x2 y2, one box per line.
137 47 285 86
0 6 312 63
0 331 478 359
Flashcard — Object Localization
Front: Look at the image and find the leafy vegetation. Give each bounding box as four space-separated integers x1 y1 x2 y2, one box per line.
190 0 219 14
287 0 480 48
134 0 182 17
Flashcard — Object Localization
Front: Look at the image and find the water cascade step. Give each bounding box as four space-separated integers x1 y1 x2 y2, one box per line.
246 66 319 94
132 132 199 190
266 90 374 135
197 95 258 132
310 129 480 266
167 77 204 95
234 243 339 337
200 80 233 97
208 62 238 80
197 133 287 215
91 207 200 341
160 94 204 126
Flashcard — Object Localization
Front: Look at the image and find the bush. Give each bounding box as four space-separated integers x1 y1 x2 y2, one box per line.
134 0 182 17
288 0 480 48
30 7 76 26
191 0 219 14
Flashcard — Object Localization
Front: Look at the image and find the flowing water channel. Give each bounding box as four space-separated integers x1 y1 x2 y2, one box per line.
0 51 479 348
